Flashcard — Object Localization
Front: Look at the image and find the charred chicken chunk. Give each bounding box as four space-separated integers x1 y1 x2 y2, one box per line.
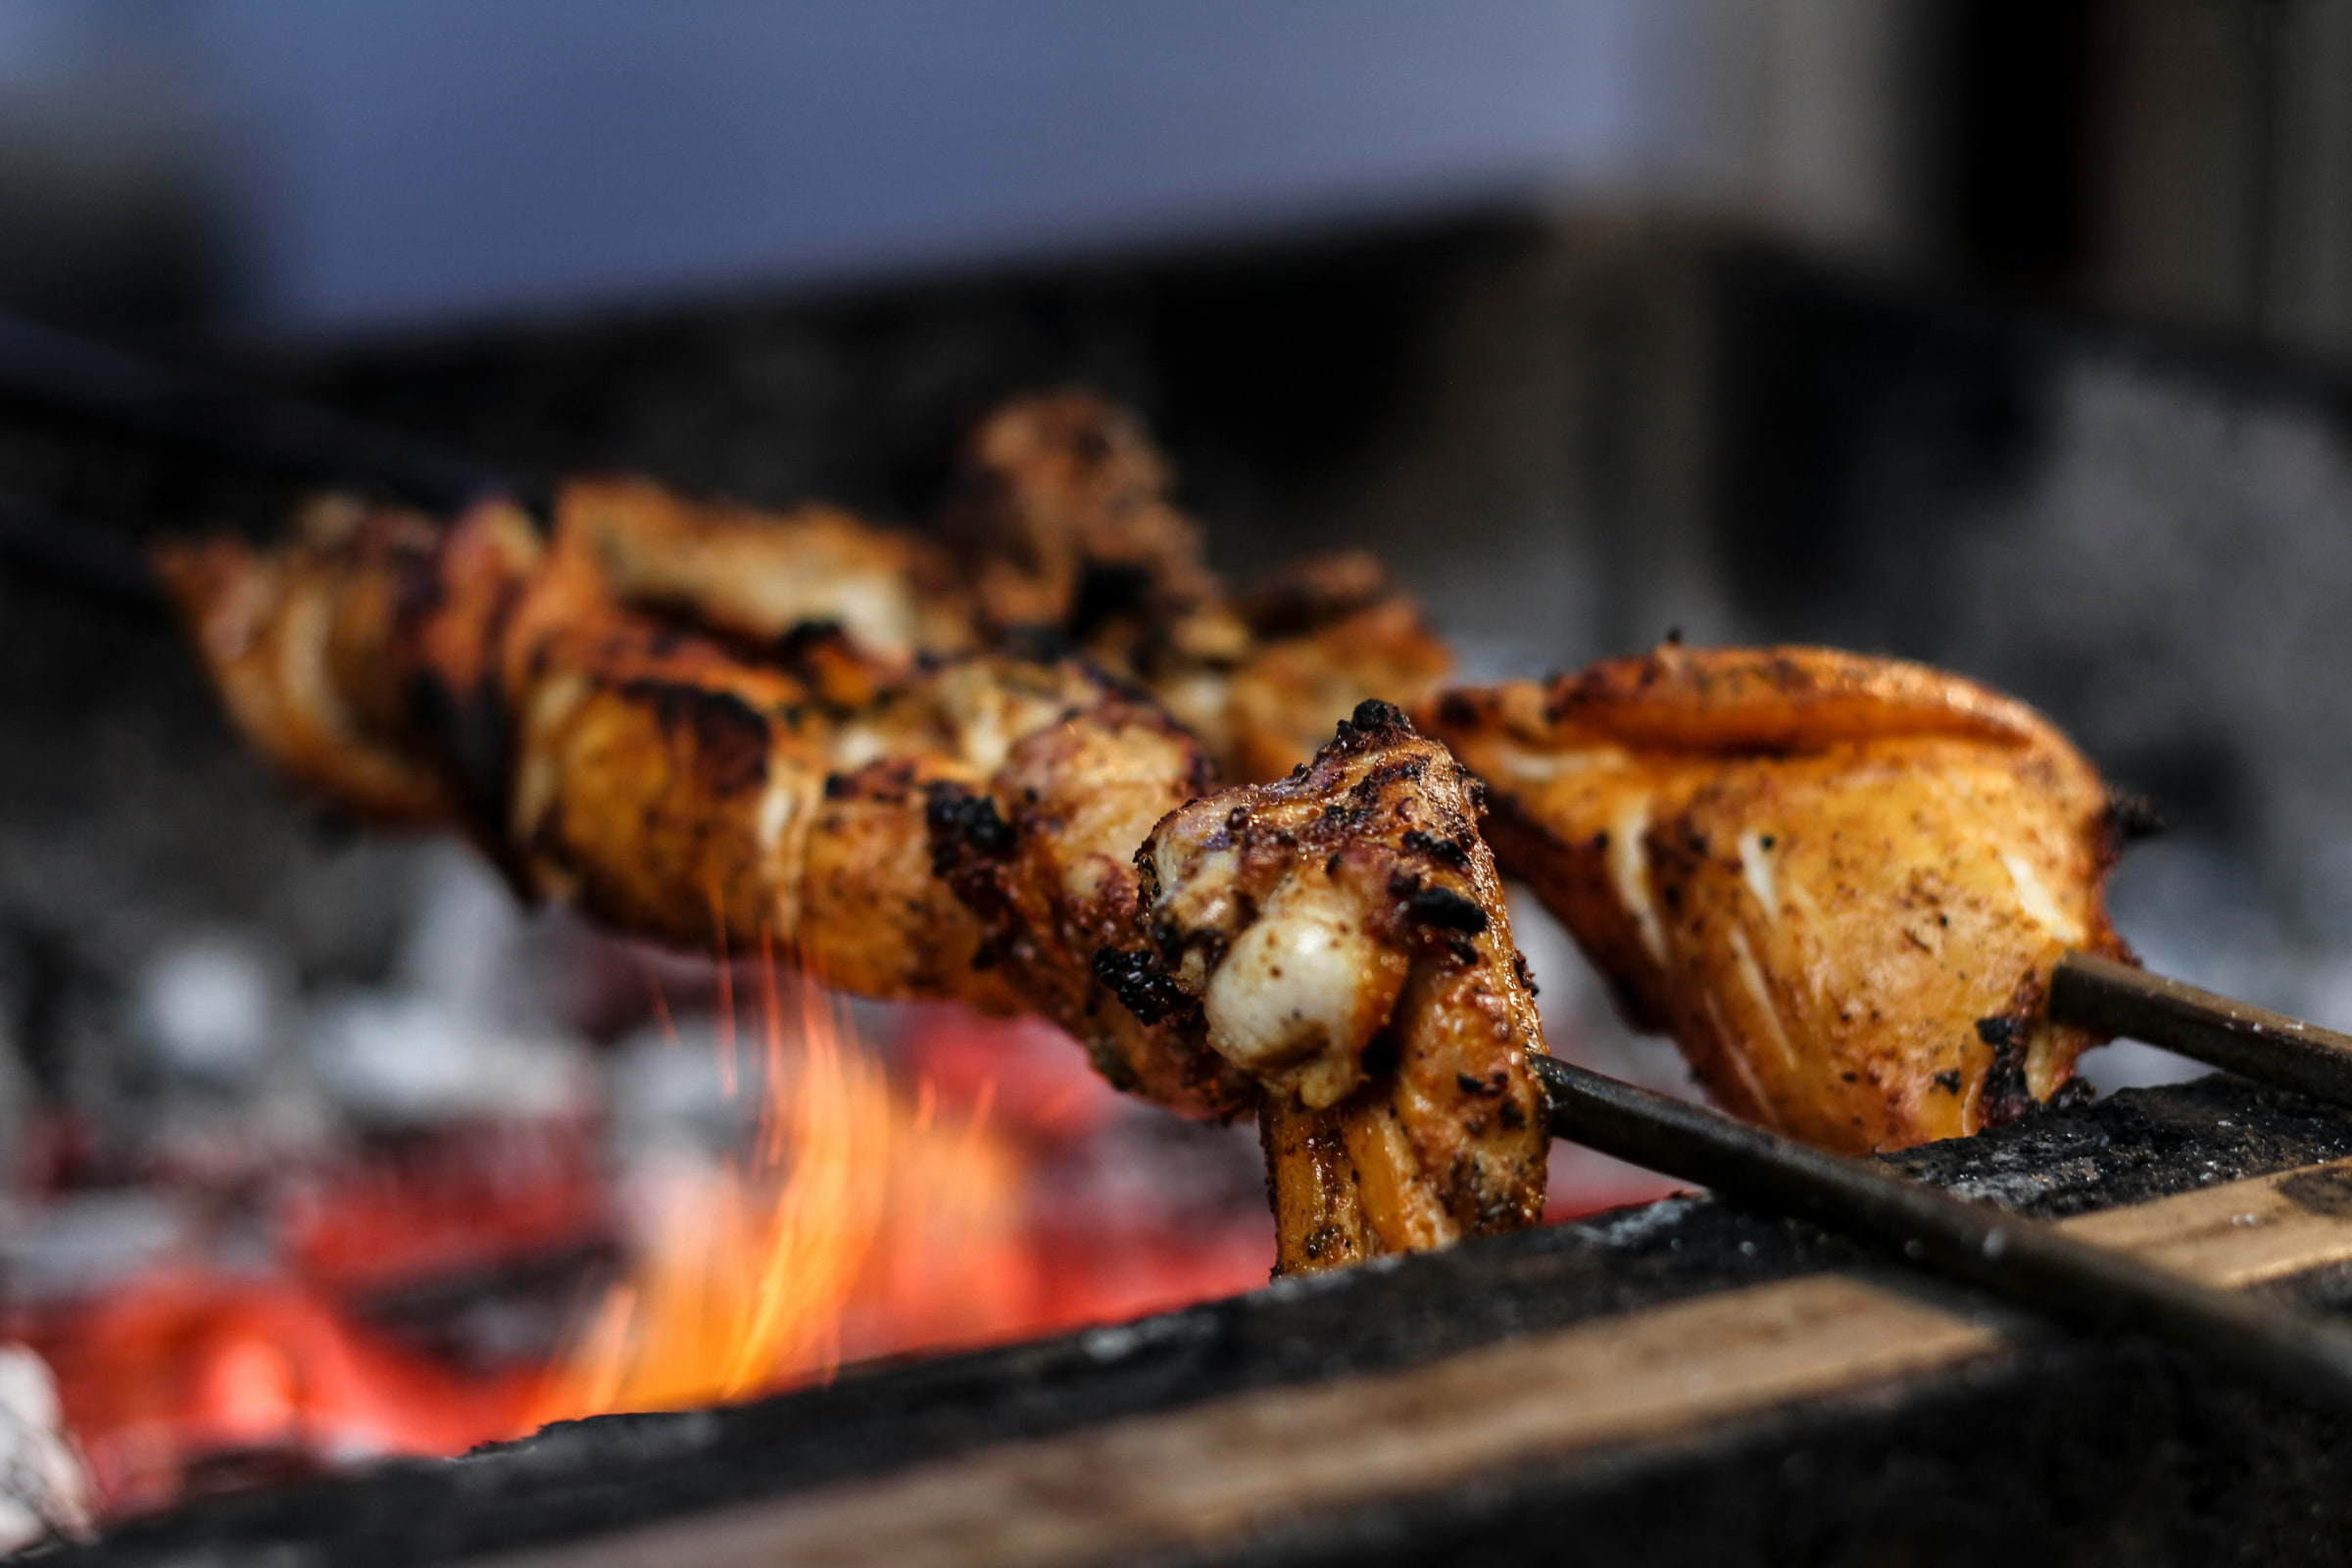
941 389 1232 644
1223 552 1454 785
1428 645 2134 1154
1116 702 1549 1271
927 689 1252 1117
941 391 1451 780
153 497 459 823
561 475 973 660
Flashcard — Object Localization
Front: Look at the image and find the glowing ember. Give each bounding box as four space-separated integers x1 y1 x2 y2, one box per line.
29 1274 538 1518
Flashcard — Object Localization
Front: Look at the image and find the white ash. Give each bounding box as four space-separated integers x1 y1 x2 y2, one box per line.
300 850 599 1129
390 848 592 1034
309 994 594 1128
1582 1193 1704 1247
605 1019 760 1156
134 930 288 1083
0 1346 91 1554
0 1189 196 1306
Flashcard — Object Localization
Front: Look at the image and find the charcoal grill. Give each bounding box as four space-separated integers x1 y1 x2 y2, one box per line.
50 1075 2352 1567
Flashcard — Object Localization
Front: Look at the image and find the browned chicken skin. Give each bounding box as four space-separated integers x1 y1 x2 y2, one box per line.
1222 554 1454 785
1427 645 2134 1154
1110 702 1549 1272
941 389 1232 642
562 475 974 660
924 674 1255 1114
153 498 460 824
942 391 1453 781
452 392 1453 789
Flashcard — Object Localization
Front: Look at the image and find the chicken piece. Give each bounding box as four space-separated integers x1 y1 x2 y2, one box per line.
940 390 1258 754
436 505 1210 1035
1224 552 1454 783
1106 701 1549 1272
154 498 455 823
498 571 900 959
560 475 973 659
1428 645 2135 1154
928 685 1253 1116
941 390 1233 640
941 392 1453 779
505 621 1234 1045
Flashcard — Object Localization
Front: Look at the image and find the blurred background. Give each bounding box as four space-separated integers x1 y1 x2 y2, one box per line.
2 0 2350 1538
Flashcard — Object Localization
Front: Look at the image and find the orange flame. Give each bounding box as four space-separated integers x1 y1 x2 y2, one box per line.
528 956 1033 1423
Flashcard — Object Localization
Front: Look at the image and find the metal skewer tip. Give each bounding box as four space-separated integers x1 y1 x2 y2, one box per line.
2051 950 2352 1110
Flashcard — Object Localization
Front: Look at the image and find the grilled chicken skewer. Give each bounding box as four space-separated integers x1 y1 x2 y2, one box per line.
154 381 2216 1270
155 473 1549 1268
150 406 2161 1266
513 449 2164 1171
127 472 2352 1410
1427 645 2138 1155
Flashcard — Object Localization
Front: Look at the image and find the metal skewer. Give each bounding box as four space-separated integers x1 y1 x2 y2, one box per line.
0 490 164 609
1532 1052 2352 1420
2051 950 2352 1108
0 313 535 515
0 313 552 607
